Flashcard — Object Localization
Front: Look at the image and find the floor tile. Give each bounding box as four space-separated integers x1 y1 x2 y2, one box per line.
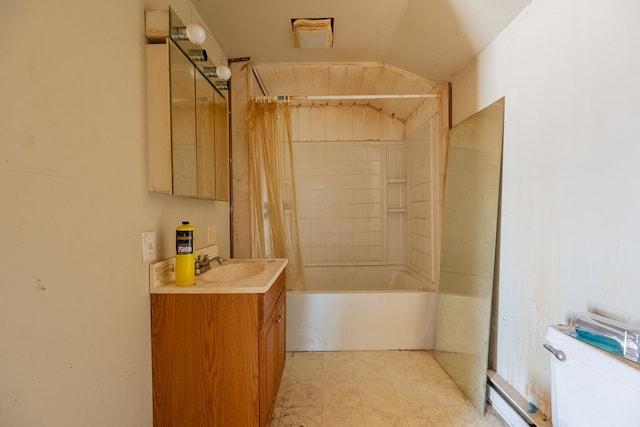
361 406 408 427
273 351 508 427
358 379 400 406
281 380 323 407
289 358 323 380
352 358 389 380
404 405 499 427
323 358 356 380
322 406 365 427
323 379 361 406
278 406 322 427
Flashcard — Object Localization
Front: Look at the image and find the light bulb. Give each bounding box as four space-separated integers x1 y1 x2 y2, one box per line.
203 65 232 81
215 65 231 81
186 23 206 45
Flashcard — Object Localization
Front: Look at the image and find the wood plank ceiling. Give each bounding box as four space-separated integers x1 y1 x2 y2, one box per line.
252 63 437 121
195 0 531 120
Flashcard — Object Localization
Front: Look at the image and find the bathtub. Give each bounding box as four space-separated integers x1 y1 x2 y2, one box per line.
286 266 438 351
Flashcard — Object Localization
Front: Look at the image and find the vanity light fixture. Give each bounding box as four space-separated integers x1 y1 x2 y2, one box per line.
188 49 208 62
203 65 232 81
214 81 229 91
171 23 206 45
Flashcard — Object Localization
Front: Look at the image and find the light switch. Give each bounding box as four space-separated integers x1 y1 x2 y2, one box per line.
207 225 217 244
142 230 157 263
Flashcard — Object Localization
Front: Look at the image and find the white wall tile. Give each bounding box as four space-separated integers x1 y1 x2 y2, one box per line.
292 106 404 142
311 107 326 141
294 137 417 265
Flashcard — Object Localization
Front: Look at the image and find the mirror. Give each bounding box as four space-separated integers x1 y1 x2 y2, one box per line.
145 9 230 201
195 69 216 199
175 41 229 201
434 97 504 413
170 40 198 198
169 40 229 200
213 90 229 200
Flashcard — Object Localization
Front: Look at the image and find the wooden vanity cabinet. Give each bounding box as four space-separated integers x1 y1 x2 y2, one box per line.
150 272 286 427
259 282 286 427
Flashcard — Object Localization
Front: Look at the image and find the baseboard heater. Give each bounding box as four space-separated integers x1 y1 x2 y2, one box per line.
487 370 550 427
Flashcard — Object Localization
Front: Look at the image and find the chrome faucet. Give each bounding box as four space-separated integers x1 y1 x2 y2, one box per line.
195 255 225 275
195 255 212 275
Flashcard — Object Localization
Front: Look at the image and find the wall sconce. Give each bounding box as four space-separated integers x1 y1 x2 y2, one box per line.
188 49 208 62
203 65 232 81
171 23 206 45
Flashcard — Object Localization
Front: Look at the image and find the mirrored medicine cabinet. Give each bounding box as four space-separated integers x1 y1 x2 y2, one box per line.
145 8 229 201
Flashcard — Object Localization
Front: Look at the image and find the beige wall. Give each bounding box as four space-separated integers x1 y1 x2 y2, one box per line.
0 1 229 425
452 0 640 417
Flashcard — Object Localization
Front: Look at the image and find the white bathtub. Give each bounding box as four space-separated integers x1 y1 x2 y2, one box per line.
286 266 438 351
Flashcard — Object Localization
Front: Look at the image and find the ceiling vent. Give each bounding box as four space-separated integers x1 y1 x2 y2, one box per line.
291 18 334 49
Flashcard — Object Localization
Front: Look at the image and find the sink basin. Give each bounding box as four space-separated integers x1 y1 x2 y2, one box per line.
150 255 288 294
199 260 267 284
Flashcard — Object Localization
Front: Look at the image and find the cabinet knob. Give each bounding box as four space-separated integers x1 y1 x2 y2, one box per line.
276 314 284 324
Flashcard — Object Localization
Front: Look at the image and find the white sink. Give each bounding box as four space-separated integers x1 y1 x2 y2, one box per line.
149 254 288 294
199 260 267 284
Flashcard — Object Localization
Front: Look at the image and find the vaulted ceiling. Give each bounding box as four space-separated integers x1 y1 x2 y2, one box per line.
193 0 530 119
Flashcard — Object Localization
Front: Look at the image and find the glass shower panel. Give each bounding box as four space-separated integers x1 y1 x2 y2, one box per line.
435 98 504 414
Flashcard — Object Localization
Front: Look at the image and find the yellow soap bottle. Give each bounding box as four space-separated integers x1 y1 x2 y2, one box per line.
175 221 195 286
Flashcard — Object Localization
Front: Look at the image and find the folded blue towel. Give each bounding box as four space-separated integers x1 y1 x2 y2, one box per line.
575 329 624 356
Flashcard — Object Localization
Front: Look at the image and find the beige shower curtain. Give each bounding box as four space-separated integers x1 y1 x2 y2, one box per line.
246 99 305 290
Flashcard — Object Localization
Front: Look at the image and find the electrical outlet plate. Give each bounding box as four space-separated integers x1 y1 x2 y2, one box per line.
207 225 217 244
142 230 157 263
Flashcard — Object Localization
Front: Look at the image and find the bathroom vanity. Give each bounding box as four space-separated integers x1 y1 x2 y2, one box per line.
149 259 287 426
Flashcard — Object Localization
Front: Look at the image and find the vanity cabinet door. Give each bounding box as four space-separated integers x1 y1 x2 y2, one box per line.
274 291 286 389
259 310 278 427
151 294 260 427
150 270 285 427
258 274 286 426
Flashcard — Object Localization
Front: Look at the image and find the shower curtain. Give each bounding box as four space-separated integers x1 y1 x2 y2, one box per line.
246 99 305 290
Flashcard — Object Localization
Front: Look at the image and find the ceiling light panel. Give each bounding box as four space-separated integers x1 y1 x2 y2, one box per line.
291 18 334 49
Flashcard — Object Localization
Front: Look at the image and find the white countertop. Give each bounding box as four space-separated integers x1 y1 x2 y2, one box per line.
149 256 288 294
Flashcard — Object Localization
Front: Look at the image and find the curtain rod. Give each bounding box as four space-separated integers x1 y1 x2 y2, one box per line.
254 94 439 101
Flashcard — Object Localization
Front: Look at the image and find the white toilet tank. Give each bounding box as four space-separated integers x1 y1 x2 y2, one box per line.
545 325 640 426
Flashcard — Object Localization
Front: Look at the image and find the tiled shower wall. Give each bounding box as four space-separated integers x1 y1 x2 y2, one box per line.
294 142 386 264
290 105 405 142
291 105 428 266
291 105 438 274
406 115 439 281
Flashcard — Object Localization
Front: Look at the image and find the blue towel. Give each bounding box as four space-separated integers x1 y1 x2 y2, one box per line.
575 329 624 356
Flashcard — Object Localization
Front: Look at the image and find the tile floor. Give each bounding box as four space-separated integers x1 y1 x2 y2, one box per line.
271 350 508 427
